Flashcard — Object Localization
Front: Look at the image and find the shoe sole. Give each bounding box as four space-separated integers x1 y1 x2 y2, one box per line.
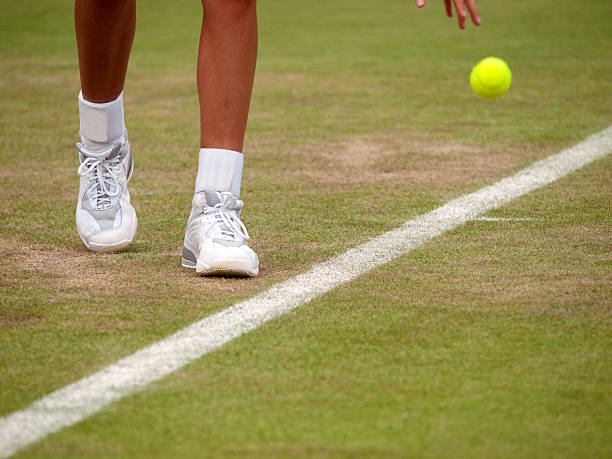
182 248 258 277
197 258 258 277
198 267 257 277
182 259 258 277
84 238 134 253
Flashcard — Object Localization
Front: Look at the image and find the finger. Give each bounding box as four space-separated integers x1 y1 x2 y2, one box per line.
453 0 467 29
464 0 481 25
415 0 426 8
444 0 453 17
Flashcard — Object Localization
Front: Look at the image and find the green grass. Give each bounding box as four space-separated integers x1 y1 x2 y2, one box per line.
1 0 611 457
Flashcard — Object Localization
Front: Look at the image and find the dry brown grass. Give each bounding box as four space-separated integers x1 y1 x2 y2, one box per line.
0 236 262 305
294 130 544 185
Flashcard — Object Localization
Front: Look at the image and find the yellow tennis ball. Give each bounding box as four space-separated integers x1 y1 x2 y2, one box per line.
470 57 512 99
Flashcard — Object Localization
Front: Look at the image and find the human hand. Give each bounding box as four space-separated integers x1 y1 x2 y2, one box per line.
415 0 481 30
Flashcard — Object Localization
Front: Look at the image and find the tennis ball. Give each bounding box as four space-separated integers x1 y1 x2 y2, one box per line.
470 57 511 99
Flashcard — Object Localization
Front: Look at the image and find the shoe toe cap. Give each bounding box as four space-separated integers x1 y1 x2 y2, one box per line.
77 206 137 252
197 240 259 275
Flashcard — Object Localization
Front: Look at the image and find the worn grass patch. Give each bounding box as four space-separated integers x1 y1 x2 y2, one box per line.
293 129 543 185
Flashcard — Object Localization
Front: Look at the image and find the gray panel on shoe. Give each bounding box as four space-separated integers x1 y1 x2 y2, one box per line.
81 195 121 231
182 246 197 263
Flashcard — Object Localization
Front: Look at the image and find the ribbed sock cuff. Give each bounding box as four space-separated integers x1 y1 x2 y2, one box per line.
78 91 125 145
195 148 244 197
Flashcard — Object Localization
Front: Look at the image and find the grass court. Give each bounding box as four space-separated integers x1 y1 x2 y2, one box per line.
0 0 611 457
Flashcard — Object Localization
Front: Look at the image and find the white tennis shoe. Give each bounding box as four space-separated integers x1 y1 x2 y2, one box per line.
75 134 137 252
182 190 259 276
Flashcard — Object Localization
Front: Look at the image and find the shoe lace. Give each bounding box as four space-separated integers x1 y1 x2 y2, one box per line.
203 196 250 241
77 142 122 210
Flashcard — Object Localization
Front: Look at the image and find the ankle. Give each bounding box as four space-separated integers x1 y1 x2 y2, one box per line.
194 148 243 198
78 91 126 148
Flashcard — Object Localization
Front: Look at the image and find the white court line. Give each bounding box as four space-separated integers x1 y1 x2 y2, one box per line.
1 126 611 458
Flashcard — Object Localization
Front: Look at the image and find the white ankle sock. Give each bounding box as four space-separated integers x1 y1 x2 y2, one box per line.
195 148 244 198
78 91 125 146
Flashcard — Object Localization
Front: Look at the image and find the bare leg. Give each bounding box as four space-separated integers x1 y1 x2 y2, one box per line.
75 0 136 103
198 0 258 151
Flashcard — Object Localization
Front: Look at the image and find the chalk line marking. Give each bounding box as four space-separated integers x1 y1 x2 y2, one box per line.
1 126 611 458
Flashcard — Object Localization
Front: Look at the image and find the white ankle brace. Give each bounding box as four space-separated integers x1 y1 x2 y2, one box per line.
195 148 244 198
78 91 125 145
